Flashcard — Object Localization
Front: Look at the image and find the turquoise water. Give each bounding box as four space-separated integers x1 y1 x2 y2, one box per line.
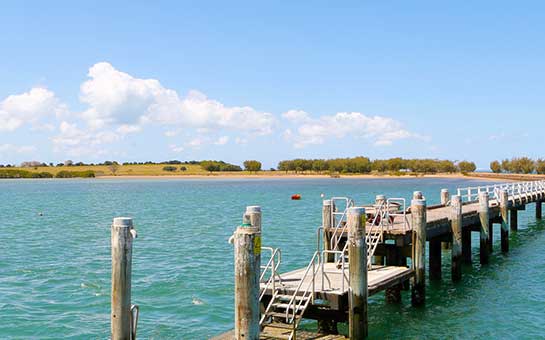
1 178 544 339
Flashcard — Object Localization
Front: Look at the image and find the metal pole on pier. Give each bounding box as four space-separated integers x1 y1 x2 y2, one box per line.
411 198 426 306
322 199 334 262
111 217 138 340
500 190 509 253
478 192 490 265
451 195 462 281
234 206 261 340
347 207 367 339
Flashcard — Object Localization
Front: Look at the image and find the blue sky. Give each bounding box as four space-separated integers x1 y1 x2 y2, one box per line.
1 1 544 169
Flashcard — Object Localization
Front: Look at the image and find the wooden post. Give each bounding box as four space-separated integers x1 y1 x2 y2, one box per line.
429 238 442 281
323 200 334 262
451 195 462 282
478 192 490 265
348 207 367 339
500 190 509 253
111 217 138 340
488 221 494 253
510 209 518 231
462 227 472 265
440 189 450 206
411 198 426 306
537 201 542 219
234 208 261 340
385 246 402 303
413 191 423 200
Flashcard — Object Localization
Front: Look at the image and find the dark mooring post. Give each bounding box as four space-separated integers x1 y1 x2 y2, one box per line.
537 200 542 219
348 207 367 339
111 217 138 340
429 238 442 281
478 192 490 265
322 199 334 262
411 198 426 306
234 207 261 340
500 190 509 253
510 208 518 231
451 195 462 282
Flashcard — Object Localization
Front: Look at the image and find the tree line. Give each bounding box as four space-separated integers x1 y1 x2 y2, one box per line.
490 157 545 174
277 157 476 174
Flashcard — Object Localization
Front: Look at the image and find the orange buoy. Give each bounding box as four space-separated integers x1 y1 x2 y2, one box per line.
291 194 301 200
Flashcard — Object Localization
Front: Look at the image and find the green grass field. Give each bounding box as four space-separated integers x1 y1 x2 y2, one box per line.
8 163 213 176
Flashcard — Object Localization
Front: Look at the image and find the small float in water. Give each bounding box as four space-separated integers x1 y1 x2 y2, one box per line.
291 194 301 200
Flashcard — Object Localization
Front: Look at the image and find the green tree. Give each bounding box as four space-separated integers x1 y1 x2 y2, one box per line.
243 160 262 172
490 160 501 173
458 161 477 173
536 159 545 174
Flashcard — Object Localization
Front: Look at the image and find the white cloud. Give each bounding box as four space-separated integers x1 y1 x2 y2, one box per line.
79 62 276 134
285 111 425 148
169 144 184 153
0 144 36 154
51 121 120 156
282 109 310 123
0 87 66 131
214 136 229 145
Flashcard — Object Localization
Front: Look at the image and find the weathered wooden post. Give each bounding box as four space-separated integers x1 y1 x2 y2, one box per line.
537 201 542 219
478 192 490 265
234 207 261 340
111 217 138 340
439 189 452 250
348 207 367 339
411 198 426 306
500 190 509 253
451 195 462 282
322 199 334 262
440 188 450 206
429 238 442 281
510 208 518 231
413 191 423 200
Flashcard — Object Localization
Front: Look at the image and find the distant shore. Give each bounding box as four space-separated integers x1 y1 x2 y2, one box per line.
94 173 505 181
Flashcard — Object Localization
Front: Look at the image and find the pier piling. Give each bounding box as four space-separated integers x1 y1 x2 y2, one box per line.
322 200 334 262
429 238 442 281
111 217 138 340
537 201 542 219
510 209 518 231
234 207 261 340
478 192 490 265
347 207 368 339
440 188 450 206
500 190 509 253
451 195 462 282
411 198 426 306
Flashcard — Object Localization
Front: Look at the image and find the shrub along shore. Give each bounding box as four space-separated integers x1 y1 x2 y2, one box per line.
0 157 480 179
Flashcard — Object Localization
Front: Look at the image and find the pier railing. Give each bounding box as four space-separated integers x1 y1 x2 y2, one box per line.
457 180 545 203
259 246 282 300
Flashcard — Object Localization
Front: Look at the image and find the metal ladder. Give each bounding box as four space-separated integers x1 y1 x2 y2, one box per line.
260 252 321 340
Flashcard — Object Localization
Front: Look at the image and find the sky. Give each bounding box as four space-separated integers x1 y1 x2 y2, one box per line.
1 1 544 169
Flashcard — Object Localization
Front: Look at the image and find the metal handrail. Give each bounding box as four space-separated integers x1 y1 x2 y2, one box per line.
329 197 354 253
285 251 321 323
457 180 545 203
260 246 282 301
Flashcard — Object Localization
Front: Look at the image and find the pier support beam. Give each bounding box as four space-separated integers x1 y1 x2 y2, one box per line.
385 246 402 303
322 200 334 262
500 190 509 253
234 208 261 340
488 222 494 253
451 195 462 282
347 207 368 339
111 217 138 340
462 227 472 265
510 209 518 231
411 198 426 306
478 192 490 265
429 238 442 281
537 201 542 219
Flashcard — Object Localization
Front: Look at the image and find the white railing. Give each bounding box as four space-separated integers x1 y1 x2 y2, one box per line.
457 180 545 203
329 197 354 253
259 246 282 300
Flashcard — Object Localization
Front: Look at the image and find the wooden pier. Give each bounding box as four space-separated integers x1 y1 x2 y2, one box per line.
216 180 545 339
